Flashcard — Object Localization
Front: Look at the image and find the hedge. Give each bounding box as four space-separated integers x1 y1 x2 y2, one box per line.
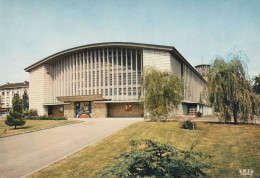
26 115 67 120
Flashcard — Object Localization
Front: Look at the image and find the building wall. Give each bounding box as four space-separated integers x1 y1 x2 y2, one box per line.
183 64 205 103
143 49 171 71
195 65 210 81
108 102 143 117
64 102 75 118
92 102 107 118
170 55 181 77
29 64 54 115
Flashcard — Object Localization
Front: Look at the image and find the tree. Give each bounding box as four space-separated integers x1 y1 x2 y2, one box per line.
99 139 211 177
140 67 184 121
252 73 260 95
22 90 29 110
5 93 26 129
207 54 259 124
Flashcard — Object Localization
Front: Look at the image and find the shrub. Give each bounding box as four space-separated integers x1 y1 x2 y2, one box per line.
24 109 38 116
181 120 196 130
196 111 203 118
26 115 67 120
99 139 211 177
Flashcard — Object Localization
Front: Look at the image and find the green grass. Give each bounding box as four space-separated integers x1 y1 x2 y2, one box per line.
0 120 80 136
201 114 219 119
28 121 260 178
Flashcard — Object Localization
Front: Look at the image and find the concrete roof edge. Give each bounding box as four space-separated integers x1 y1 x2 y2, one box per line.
24 42 173 72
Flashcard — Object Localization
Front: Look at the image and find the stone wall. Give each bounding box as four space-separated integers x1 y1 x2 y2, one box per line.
64 102 75 118
108 102 143 117
92 102 107 118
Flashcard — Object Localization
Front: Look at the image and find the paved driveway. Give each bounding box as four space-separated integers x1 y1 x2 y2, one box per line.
0 118 143 178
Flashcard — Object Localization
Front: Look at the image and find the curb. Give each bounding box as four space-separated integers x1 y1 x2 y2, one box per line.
0 121 84 139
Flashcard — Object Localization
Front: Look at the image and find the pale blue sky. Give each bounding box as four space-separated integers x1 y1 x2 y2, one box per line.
0 0 259 85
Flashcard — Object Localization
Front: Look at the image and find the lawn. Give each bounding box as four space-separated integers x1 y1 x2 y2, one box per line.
0 120 80 136
28 121 260 178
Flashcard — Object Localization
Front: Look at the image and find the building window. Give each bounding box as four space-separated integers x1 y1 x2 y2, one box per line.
125 104 132 111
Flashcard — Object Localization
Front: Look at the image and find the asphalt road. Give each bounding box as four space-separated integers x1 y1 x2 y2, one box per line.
0 118 143 178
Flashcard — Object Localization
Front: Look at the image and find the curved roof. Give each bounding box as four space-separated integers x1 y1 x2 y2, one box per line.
24 42 206 83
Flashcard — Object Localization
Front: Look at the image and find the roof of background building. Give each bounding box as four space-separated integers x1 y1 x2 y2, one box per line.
0 81 29 90
24 42 206 83
195 64 211 68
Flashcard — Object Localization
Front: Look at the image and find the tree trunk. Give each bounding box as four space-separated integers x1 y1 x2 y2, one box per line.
15 125 17 129
233 108 238 124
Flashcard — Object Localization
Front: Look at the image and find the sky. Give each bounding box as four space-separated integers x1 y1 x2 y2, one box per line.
0 0 259 85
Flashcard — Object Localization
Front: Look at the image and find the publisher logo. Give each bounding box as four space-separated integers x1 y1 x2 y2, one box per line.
239 169 253 176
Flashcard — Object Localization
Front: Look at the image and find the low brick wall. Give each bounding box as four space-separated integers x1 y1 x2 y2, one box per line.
108 102 143 117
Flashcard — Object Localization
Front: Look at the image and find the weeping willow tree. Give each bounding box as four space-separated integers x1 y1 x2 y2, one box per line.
139 67 184 121
208 54 259 124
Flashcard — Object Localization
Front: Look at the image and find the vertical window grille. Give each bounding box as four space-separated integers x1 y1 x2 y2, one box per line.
97 71 99 86
128 73 131 84
133 87 137 95
128 87 131 96
123 73 126 85
109 74 112 86
93 71 95 86
114 74 117 85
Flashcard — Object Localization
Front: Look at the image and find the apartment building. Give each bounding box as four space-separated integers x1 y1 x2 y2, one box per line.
0 81 29 111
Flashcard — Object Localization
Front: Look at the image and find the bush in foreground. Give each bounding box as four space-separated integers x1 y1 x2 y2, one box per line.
99 139 211 177
181 120 196 130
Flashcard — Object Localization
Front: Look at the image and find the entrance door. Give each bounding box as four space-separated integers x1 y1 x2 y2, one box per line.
188 104 197 115
48 106 53 116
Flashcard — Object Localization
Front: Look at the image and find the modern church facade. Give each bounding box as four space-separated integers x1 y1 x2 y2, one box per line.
25 42 212 118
